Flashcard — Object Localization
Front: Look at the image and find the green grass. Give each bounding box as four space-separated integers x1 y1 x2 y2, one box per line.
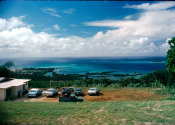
0 101 175 125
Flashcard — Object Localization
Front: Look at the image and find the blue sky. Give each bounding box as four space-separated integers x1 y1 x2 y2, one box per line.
0 1 175 57
0 1 145 37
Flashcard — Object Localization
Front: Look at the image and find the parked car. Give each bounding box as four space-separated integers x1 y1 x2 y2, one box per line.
88 88 100 95
44 88 58 97
68 86 74 92
28 88 43 97
74 88 83 95
59 94 83 102
62 88 71 96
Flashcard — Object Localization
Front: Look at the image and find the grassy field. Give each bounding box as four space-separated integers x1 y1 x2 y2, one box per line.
0 101 175 125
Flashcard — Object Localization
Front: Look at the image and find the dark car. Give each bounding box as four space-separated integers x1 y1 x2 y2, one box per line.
62 88 71 96
74 88 83 95
59 94 83 102
68 86 74 92
44 88 58 97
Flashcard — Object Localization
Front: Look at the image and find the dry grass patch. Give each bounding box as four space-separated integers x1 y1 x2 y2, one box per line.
83 88 168 102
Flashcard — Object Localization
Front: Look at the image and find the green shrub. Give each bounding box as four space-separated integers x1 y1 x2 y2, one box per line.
167 96 175 100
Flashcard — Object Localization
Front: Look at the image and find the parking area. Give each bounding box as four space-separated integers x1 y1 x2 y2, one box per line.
14 93 59 102
13 88 165 102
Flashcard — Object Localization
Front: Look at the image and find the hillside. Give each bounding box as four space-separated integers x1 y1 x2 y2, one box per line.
0 101 175 125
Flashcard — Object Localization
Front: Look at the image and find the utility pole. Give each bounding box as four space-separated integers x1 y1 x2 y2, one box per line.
50 81 52 88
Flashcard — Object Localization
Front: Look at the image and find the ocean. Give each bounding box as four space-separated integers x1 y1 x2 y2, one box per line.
0 57 166 77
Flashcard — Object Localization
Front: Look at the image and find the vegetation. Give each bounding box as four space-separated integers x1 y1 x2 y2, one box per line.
166 37 175 87
0 66 10 78
0 61 14 78
25 69 172 88
167 37 175 75
0 101 175 124
2 61 14 69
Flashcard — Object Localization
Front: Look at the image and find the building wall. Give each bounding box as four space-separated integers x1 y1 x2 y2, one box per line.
22 82 28 91
25 82 28 90
0 82 29 101
0 88 5 101
11 86 17 98
11 85 23 98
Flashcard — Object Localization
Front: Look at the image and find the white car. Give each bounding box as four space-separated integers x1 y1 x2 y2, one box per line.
88 88 100 95
44 88 58 97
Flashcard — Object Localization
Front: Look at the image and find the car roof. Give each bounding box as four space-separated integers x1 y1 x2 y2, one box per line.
30 88 39 91
47 88 55 90
90 88 98 89
69 86 74 88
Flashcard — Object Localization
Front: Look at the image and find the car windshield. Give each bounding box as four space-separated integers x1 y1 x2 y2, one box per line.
30 90 37 92
63 89 69 92
90 89 95 91
75 88 81 91
46 90 54 92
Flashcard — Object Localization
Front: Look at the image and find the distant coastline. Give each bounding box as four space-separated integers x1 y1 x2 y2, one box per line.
2 56 166 80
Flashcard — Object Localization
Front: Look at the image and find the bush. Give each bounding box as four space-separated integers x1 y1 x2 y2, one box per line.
167 96 175 100
170 89 175 96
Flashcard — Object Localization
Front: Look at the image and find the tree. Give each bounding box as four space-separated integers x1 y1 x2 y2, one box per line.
0 61 14 78
0 66 9 77
166 37 175 86
167 37 175 74
2 61 14 69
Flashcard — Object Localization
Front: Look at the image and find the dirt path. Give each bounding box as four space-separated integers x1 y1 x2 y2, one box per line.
14 95 59 102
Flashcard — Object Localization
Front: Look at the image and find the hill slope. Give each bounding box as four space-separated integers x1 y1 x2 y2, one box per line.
0 101 175 124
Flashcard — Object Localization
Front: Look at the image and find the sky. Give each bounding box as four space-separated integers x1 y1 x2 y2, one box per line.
0 1 175 57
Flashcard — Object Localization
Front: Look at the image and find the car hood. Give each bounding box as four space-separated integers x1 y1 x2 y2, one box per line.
62 90 70 93
28 92 37 95
88 90 96 92
74 91 82 93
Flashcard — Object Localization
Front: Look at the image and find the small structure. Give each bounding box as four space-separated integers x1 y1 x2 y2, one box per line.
0 77 30 101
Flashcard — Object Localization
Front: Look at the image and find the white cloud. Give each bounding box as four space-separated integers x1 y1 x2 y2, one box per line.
44 8 57 13
0 16 25 31
125 2 175 10
160 38 170 54
124 15 132 20
83 3 175 56
53 24 60 31
42 8 61 18
61 8 75 14
42 8 75 18
42 27 51 32
84 9 175 42
1 2 175 57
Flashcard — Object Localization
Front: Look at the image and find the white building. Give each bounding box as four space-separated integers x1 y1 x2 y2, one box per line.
0 77 30 101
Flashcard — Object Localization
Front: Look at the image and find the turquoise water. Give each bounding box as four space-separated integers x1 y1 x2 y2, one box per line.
0 57 166 76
